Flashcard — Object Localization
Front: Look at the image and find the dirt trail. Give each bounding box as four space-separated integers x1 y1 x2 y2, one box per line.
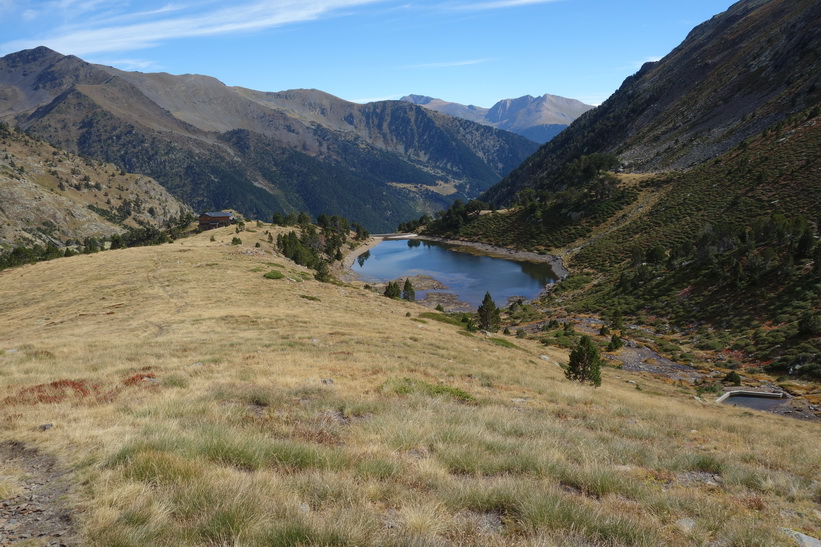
0 441 78 546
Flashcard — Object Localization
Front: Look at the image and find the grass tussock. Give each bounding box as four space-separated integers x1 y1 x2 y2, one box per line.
262 269 285 280
381 377 476 403
0 226 819 545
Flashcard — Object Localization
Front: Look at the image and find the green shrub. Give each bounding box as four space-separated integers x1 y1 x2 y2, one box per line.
263 270 285 280
489 337 518 349
382 377 475 403
697 339 724 351
606 334 623 352
695 383 722 396
419 312 463 327
723 371 742 386
163 374 189 388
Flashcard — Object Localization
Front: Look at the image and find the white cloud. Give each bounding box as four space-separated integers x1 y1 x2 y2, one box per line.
87 4 189 26
93 57 161 71
1 0 385 56
404 58 494 69
55 0 107 10
348 93 403 103
452 0 562 11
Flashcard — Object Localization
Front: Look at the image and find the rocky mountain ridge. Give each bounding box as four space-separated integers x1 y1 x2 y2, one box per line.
401 93 594 144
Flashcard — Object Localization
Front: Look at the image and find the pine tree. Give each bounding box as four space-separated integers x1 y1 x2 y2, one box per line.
314 260 332 283
606 334 623 351
723 371 742 386
402 279 415 301
297 212 311 226
477 292 501 332
565 335 603 387
383 281 401 299
610 309 624 331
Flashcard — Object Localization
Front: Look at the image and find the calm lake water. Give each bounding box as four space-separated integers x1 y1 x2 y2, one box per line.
352 239 558 308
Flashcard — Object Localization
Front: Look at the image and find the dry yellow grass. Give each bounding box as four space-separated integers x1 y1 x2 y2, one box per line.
1 226 820 545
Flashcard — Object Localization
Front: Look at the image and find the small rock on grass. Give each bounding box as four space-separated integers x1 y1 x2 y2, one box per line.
780 528 821 547
676 518 696 533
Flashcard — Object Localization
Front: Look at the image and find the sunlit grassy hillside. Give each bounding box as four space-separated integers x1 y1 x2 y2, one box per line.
1 226 819 545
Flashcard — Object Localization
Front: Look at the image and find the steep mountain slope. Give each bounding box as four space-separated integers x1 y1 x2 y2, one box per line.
484 0 821 205
401 93 594 144
0 122 189 249
0 48 538 231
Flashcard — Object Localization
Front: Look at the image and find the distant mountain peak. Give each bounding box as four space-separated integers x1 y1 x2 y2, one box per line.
3 46 64 67
400 93 594 144
401 94 435 105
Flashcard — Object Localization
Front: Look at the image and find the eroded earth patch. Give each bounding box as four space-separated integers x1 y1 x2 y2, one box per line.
0 441 77 546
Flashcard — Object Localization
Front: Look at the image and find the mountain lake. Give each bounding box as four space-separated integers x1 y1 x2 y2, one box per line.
352 239 558 309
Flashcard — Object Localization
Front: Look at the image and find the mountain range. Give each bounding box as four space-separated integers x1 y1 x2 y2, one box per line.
401 93 594 144
0 48 538 232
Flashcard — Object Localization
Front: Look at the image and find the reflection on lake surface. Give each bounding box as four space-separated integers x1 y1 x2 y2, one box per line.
352 239 558 308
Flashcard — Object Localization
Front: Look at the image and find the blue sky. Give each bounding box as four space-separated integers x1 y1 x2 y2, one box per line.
0 0 735 107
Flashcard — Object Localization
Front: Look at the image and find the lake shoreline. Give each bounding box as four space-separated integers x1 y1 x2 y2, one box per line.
342 233 569 279
339 233 569 308
413 235 569 280
338 236 385 282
